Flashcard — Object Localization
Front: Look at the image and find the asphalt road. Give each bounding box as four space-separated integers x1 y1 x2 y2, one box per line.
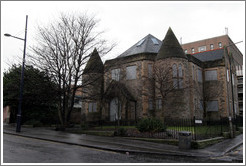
2 133 185 163
3 133 243 163
210 144 244 162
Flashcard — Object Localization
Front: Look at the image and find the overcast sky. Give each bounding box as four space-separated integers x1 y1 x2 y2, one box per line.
1 1 245 72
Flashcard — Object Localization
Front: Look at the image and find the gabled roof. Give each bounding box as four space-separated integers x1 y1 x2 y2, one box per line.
117 34 162 58
83 48 104 74
105 81 136 101
156 27 187 60
192 49 224 62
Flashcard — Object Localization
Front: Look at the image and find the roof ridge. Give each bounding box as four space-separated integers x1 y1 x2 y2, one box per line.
191 48 224 55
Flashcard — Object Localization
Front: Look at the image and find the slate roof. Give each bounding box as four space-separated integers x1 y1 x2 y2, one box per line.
192 49 224 62
117 34 162 58
83 48 104 74
156 27 187 60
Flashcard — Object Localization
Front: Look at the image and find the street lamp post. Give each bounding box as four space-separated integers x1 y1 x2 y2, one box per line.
4 15 28 132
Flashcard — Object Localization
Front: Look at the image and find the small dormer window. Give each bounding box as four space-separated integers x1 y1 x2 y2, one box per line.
137 39 145 47
151 38 159 45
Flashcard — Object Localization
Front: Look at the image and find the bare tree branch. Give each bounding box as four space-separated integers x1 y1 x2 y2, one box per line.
28 12 115 128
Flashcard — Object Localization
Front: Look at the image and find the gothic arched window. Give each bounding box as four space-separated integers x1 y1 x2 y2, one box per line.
172 64 177 77
172 63 183 89
178 64 183 88
172 64 178 89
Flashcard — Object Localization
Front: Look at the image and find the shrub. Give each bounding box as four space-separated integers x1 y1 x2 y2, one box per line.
24 119 43 127
114 128 127 136
80 123 89 130
136 118 166 133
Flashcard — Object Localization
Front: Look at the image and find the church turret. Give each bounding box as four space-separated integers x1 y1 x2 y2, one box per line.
154 27 191 120
83 48 104 74
156 27 187 60
82 48 104 122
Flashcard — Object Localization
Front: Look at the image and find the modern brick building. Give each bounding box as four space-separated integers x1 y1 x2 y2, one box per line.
182 35 243 73
81 28 242 122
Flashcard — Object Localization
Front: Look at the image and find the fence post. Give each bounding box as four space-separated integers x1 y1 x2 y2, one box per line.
220 116 222 135
194 116 196 140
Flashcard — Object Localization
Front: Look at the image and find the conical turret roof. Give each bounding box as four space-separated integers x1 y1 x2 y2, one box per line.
83 48 104 74
156 27 187 60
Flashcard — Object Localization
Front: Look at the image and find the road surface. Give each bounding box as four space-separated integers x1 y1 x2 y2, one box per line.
3 133 242 163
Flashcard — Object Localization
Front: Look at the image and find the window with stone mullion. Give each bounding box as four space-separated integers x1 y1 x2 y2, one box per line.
178 64 183 88
173 63 183 89
172 64 178 89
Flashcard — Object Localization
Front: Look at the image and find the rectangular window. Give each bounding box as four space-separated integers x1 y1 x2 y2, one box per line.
205 70 217 81
126 65 137 80
197 69 203 82
89 103 93 112
198 46 206 52
74 96 82 108
89 102 97 112
148 64 153 78
207 100 219 112
148 99 153 110
111 68 120 81
210 44 214 50
200 100 203 110
156 99 162 109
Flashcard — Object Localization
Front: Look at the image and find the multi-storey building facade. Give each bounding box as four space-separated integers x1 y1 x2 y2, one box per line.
182 35 243 75
81 28 242 122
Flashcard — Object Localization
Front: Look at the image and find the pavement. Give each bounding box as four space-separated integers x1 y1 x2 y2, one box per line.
3 124 244 162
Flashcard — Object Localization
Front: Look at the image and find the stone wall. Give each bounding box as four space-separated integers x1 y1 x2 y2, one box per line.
82 49 240 122
154 58 192 119
103 53 156 120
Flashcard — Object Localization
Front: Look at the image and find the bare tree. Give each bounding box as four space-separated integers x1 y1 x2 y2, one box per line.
29 12 115 128
195 80 224 119
153 64 176 101
145 63 192 119
144 64 177 116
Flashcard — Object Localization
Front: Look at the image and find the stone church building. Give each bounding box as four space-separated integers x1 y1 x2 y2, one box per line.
81 27 242 122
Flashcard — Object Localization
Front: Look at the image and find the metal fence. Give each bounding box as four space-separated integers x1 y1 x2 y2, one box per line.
163 117 231 140
87 116 242 140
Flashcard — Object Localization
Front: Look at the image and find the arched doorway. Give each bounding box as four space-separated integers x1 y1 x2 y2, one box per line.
110 97 121 121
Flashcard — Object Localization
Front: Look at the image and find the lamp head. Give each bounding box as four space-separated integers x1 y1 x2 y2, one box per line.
4 33 11 37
